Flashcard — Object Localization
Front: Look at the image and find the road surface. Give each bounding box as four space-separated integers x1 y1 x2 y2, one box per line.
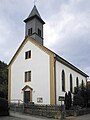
0 112 90 120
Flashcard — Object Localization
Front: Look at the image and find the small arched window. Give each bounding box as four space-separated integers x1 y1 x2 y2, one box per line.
76 77 79 88
70 74 73 93
62 70 65 92
28 28 32 36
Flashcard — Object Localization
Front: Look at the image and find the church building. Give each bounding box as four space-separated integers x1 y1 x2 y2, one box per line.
8 5 89 105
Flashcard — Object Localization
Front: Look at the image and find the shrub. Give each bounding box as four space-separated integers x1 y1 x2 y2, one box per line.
0 91 5 98
73 92 85 107
0 97 9 116
73 86 90 108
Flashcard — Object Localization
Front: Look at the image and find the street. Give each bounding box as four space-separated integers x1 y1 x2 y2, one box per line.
0 116 22 120
0 116 55 120
0 111 55 120
66 114 90 120
73 114 90 120
0 112 90 120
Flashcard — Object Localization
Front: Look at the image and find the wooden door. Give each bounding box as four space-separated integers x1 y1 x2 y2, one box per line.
24 91 30 103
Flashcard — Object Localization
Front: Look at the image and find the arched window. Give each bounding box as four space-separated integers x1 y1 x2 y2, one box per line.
76 77 79 88
82 80 84 87
70 74 73 93
62 70 65 92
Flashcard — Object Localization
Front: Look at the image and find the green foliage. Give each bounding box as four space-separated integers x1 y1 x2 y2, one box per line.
73 90 85 107
0 97 9 116
73 85 90 108
65 91 72 110
0 61 8 98
87 83 90 90
68 91 72 108
65 92 68 110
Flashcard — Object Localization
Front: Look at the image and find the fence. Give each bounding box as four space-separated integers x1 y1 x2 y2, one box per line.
9 99 25 112
24 104 62 118
9 100 90 119
9 100 64 119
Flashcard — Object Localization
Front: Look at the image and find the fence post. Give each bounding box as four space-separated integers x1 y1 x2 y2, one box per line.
60 100 63 120
46 105 47 117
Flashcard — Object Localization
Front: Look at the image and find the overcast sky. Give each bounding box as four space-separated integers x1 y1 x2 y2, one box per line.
0 0 90 77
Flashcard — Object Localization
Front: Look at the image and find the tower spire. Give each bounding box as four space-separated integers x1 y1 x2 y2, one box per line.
24 5 45 45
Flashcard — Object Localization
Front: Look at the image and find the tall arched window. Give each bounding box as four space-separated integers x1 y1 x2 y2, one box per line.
70 74 73 93
82 80 84 87
62 70 65 92
76 77 79 88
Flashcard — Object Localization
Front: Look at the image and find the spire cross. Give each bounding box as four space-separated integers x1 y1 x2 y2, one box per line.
33 0 37 5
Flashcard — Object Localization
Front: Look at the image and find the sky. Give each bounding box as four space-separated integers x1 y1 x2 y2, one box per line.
0 0 90 77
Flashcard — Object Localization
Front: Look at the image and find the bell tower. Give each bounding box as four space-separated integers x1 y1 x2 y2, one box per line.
24 5 45 45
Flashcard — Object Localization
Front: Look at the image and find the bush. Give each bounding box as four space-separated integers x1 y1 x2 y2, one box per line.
73 86 90 108
73 92 85 107
0 97 9 116
0 91 5 98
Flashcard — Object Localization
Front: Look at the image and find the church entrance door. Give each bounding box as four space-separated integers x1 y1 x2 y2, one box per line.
24 91 30 103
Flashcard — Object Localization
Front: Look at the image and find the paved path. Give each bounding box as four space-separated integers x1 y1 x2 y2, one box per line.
14 112 90 120
10 111 55 120
66 114 90 120
0 115 54 120
0 112 90 120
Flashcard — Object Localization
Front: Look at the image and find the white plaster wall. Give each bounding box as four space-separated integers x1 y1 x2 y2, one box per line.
56 60 87 105
11 38 50 104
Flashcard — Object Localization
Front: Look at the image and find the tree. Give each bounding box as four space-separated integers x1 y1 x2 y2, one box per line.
65 92 68 110
68 91 72 108
73 85 90 108
73 90 85 107
64 91 72 110
0 61 8 99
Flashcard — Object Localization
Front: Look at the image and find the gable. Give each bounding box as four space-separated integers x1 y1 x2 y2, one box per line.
22 85 33 91
8 36 54 67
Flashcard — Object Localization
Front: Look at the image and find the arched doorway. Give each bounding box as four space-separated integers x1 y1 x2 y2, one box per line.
22 85 33 103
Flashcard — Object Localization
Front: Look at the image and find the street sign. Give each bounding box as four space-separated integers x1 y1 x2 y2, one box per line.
58 96 65 101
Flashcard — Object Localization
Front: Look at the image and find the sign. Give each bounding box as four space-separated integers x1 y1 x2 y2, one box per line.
37 98 43 103
58 96 65 101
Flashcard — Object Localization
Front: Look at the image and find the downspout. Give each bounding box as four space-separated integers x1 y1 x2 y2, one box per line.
54 56 57 105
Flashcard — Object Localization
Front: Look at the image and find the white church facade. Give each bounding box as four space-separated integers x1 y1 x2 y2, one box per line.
8 5 89 105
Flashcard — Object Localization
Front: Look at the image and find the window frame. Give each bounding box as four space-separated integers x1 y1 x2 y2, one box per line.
70 74 73 93
82 80 84 87
38 28 41 37
28 28 32 36
61 70 65 92
25 50 31 59
76 77 79 88
25 71 31 82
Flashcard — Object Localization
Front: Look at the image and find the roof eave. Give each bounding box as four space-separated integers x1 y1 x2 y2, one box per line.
55 54 89 78
24 15 45 24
